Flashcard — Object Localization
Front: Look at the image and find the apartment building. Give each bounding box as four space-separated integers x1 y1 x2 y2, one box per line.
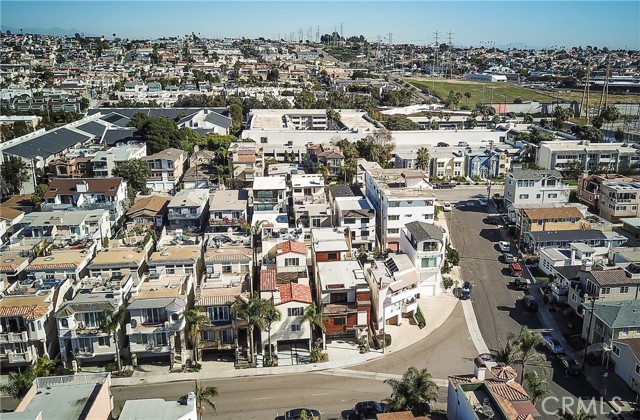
227 142 263 183
26 247 96 284
0 276 72 367
503 169 569 217
536 140 640 173
125 195 171 230
569 264 640 316
166 189 210 231
143 147 188 192
582 300 640 351
91 144 147 178
252 176 287 214
0 250 30 284
579 175 640 222
364 167 435 251
518 206 585 240
41 178 128 223
610 338 640 394
291 174 325 205
87 248 148 282
364 254 420 330
400 221 447 296
148 245 202 279
333 197 376 251
306 143 345 178
465 148 510 179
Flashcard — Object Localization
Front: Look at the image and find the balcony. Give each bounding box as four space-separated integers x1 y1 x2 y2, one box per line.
7 351 33 364
324 302 357 315
0 331 28 344
200 340 235 350
209 217 246 226
168 211 201 220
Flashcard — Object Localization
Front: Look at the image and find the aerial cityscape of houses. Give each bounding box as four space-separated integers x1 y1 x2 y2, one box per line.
0 26 639 420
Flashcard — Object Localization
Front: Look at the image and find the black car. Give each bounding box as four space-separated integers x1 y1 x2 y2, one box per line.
436 142 449 147
523 295 539 312
558 354 581 376
280 408 322 420
353 401 385 419
434 182 456 189
460 282 472 300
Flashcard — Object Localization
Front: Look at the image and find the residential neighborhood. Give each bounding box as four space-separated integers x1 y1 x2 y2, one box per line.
0 6 640 419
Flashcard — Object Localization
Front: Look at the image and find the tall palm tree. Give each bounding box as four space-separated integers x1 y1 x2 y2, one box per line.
100 307 127 372
464 91 472 107
493 339 518 366
511 326 548 381
384 366 438 412
263 300 282 366
184 308 208 363
241 220 266 290
232 293 269 365
194 381 219 420
301 304 326 350
557 408 596 420
416 147 430 173
524 371 552 405
1 370 35 399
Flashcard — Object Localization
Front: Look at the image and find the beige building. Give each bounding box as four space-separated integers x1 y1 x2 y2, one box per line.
577 173 640 222
143 148 188 192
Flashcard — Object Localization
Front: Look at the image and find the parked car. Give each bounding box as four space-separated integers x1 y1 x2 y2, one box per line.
437 142 449 147
279 408 322 420
509 263 523 277
498 241 511 252
460 281 473 300
513 276 531 290
558 354 582 376
434 182 456 189
485 216 501 225
523 295 539 312
544 337 564 355
353 401 385 419
502 253 515 263
478 198 488 206
442 202 452 212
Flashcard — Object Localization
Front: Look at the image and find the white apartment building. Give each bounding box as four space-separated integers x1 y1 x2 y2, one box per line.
536 140 640 173
364 167 435 251
252 175 287 217
334 197 376 251
503 169 570 219
142 148 188 192
400 221 447 296
291 174 325 205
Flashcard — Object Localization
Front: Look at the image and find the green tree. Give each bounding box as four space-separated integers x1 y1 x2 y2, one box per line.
384 367 438 412
552 106 574 130
301 303 326 350
524 371 553 406
294 89 316 109
137 116 183 153
229 103 243 133
100 307 127 372
326 108 341 130
464 91 472 107
614 127 625 142
416 147 430 172
185 308 208 363
464 116 477 129
232 292 270 365
557 408 596 420
384 115 423 131
0 156 30 196
529 127 555 145
570 125 603 142
0 356 61 399
127 112 150 129
560 160 585 180
262 300 282 366
494 339 518 366
510 326 548 381
266 68 279 82
113 159 151 193
194 381 219 420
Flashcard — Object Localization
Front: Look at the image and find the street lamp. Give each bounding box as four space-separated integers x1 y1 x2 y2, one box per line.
581 293 599 371
165 320 173 370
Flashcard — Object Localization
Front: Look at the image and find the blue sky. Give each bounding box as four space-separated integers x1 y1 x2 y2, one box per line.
1 1 638 49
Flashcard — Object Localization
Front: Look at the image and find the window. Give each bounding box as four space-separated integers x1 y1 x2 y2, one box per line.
222 265 232 273
389 202 400 208
536 194 541 199
30 322 35 332
518 194 529 199
82 312 100 328
144 308 164 324
612 345 620 356
622 327 630 336
334 317 346 326
284 258 300 267
288 307 304 317
330 293 348 303
636 364 640 375
328 252 338 261
421 257 437 268
548 193 558 199
620 286 629 294
61 319 68 328
76 337 93 353
387 228 399 235
344 218 356 224
601 287 611 295
312 218 321 228
388 215 400 221
37 321 42 331
208 306 230 322
290 324 301 332
424 214 433 220
98 336 110 347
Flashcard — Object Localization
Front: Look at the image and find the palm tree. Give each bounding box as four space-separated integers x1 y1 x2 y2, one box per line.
384 367 438 412
511 326 548 380
241 220 266 290
100 307 127 372
493 339 518 366
316 163 329 181
557 408 596 420
232 293 269 365
464 91 472 107
416 147 430 173
301 303 326 350
184 308 208 364
1 370 35 399
263 300 282 366
524 371 552 405
194 381 219 420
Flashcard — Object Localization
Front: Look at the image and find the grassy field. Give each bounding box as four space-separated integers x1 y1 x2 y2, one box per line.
405 77 640 109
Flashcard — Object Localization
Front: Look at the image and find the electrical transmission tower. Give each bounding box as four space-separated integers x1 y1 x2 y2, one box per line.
447 31 453 79
316 26 320 43
433 31 439 87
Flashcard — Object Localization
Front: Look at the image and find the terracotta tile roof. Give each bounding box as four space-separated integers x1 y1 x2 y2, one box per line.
44 177 124 198
277 240 306 255
448 374 530 401
278 282 312 304
260 269 277 292
0 304 48 319
523 206 583 221
127 195 171 218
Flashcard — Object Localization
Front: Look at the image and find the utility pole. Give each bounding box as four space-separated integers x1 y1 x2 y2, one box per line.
598 54 611 115
581 294 600 370
316 26 320 43
447 31 453 79
340 22 344 42
579 54 591 122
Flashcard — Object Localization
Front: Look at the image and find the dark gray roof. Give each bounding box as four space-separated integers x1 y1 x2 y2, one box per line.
553 265 582 280
509 169 562 180
593 300 640 329
88 107 230 125
3 128 93 159
176 111 199 125
528 230 607 242
405 221 445 242
329 185 364 199
97 112 131 126
75 121 108 139
128 297 185 311
103 128 139 146
204 111 232 128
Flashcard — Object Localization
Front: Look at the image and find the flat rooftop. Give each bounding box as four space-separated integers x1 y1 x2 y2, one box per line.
317 260 366 289
248 109 377 131
119 397 195 420
253 176 286 190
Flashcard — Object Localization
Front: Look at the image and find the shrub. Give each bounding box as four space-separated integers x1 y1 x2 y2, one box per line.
376 333 392 347
310 348 329 363
442 276 454 289
441 261 451 274
415 306 426 329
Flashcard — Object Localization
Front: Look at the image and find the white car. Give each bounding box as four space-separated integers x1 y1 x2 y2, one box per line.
442 202 452 212
498 241 511 252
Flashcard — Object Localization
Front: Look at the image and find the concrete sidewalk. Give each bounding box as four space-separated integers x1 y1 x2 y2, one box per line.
110 294 459 387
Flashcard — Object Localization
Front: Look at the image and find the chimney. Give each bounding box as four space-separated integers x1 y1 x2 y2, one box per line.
186 392 195 407
473 357 487 381
581 258 593 271
570 247 577 266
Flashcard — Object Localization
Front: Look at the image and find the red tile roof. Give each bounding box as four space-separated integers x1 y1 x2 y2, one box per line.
0 305 49 319
448 374 530 401
260 269 277 292
278 282 312 304
278 240 306 255
44 177 124 198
